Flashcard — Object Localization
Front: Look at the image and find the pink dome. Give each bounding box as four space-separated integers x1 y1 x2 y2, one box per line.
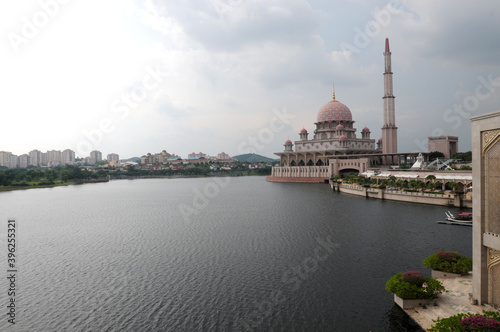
317 100 352 123
378 137 383 142
362 126 370 133
285 139 292 145
300 128 307 134
336 124 345 130
339 135 347 141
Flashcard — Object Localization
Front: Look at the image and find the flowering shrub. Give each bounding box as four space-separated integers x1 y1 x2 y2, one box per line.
428 311 500 332
401 271 426 287
385 272 444 300
423 250 472 274
461 315 500 331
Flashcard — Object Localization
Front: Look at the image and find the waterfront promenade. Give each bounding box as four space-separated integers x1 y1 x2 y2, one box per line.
332 182 472 208
403 274 497 331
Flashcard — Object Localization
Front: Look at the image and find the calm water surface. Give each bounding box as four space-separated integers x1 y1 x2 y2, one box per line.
0 177 471 331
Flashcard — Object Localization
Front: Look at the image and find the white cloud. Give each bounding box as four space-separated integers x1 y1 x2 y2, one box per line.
1 0 500 158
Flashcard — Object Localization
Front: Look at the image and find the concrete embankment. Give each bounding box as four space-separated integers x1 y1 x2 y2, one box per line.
266 176 328 183
332 182 472 208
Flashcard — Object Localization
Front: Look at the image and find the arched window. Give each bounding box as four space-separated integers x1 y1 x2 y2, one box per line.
298 160 305 166
307 159 314 166
316 159 324 166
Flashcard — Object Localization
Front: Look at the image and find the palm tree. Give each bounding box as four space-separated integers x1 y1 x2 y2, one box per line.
449 181 458 193
427 182 437 191
388 175 397 187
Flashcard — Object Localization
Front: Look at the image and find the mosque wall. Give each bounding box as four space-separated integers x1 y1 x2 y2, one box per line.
471 110 500 306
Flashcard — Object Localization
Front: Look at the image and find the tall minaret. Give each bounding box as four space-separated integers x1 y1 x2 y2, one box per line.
382 38 398 154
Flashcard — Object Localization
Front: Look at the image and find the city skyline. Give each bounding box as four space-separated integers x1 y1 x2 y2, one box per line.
0 146 243 168
1 1 500 159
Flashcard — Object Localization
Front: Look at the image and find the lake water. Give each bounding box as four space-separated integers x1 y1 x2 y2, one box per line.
0 176 471 331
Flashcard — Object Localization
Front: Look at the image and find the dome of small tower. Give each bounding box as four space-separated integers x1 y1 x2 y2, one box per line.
300 128 307 134
339 135 347 141
285 139 292 145
336 124 345 130
362 126 370 133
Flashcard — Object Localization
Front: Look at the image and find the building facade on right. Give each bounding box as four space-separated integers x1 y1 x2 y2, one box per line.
471 110 500 306
428 136 458 159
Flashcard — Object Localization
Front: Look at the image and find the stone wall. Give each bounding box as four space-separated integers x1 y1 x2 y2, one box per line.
336 184 471 208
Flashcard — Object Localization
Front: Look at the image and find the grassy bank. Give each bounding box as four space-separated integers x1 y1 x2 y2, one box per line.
0 181 75 192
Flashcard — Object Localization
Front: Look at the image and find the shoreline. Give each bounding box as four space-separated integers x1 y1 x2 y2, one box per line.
0 174 271 192
0 182 75 192
332 182 472 208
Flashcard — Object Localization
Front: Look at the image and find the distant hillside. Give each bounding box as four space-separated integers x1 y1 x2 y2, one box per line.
233 153 277 163
123 157 141 163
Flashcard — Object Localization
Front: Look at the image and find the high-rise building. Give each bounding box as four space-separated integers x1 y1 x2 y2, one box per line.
29 149 42 166
47 150 62 163
381 38 398 155
0 152 19 169
8 155 18 169
217 152 230 160
90 150 102 162
188 152 207 158
62 149 75 164
107 153 119 162
0 151 12 168
19 154 30 168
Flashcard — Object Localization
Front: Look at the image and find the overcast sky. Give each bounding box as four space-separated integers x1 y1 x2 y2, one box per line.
2 0 500 159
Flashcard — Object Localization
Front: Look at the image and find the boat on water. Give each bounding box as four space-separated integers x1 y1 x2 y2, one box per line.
437 211 473 226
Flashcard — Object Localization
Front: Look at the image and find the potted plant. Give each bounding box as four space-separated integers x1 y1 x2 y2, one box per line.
428 311 500 332
423 250 472 278
385 271 445 309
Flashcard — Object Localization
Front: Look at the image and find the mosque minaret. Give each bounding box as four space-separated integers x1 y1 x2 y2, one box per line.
381 37 398 154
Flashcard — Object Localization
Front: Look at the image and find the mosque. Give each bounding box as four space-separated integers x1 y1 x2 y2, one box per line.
275 84 379 167
267 38 413 182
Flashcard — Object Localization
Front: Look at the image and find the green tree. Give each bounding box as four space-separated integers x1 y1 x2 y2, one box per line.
426 174 436 181
416 180 426 192
452 151 472 162
427 182 437 191
429 151 445 161
435 181 443 191
388 175 397 187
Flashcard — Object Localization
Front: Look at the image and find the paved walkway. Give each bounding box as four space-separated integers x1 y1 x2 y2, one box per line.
403 274 496 330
